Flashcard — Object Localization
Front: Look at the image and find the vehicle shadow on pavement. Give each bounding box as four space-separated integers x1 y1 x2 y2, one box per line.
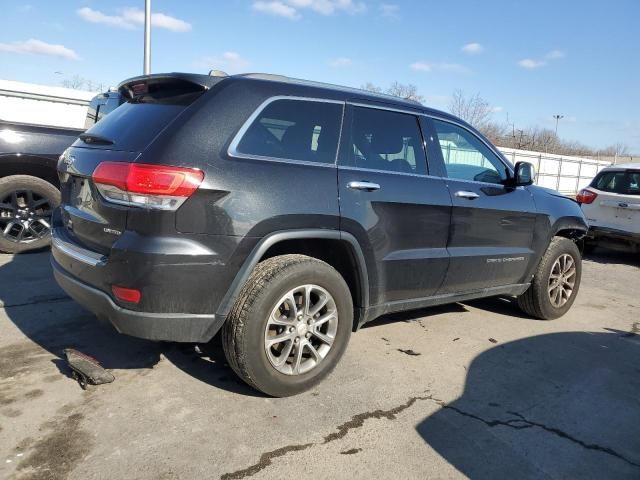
416 330 640 479
584 248 640 268
362 303 469 329
0 251 259 396
363 295 538 329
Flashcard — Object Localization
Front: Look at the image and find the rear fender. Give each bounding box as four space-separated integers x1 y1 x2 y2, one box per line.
215 229 370 320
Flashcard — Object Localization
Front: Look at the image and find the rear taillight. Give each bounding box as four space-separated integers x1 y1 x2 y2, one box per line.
92 162 204 210
576 189 598 204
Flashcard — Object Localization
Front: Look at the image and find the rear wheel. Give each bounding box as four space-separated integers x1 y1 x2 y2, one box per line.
517 237 582 319
0 175 59 254
222 254 353 397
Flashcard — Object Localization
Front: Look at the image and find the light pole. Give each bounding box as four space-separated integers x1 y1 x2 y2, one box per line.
143 0 151 74
553 114 564 136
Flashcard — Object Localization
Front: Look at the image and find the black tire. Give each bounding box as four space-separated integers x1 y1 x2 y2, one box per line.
0 175 60 254
222 254 353 397
517 237 582 320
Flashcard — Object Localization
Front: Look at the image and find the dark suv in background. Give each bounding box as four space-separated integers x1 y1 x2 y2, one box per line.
52 72 588 396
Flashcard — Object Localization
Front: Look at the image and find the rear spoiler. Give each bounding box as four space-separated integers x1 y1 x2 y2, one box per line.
118 73 225 100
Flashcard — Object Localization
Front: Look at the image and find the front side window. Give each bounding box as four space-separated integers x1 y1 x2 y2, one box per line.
593 171 640 195
432 119 507 184
235 99 343 164
342 106 427 175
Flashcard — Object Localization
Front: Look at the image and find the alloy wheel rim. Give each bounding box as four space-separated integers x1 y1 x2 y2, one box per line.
264 284 338 376
547 253 577 308
0 189 53 244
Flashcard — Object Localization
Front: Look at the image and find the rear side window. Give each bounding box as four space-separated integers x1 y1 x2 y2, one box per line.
96 95 122 122
592 171 640 195
84 95 106 129
235 99 343 164
341 106 427 175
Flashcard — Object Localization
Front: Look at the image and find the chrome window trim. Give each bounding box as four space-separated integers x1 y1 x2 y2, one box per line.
227 95 344 166
338 166 524 189
338 165 438 180
348 101 425 117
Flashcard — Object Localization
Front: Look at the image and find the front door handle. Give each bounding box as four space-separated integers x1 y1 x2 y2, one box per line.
348 181 381 191
455 190 480 200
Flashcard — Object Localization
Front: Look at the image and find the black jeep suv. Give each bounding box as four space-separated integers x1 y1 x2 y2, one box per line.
52 72 587 396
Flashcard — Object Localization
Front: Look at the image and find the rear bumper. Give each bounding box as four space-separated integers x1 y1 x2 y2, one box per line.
52 258 220 342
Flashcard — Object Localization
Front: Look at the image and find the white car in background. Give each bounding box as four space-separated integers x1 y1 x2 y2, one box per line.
577 163 640 253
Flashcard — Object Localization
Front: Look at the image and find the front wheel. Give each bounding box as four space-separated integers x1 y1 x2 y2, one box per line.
0 175 60 254
222 254 353 397
517 237 582 320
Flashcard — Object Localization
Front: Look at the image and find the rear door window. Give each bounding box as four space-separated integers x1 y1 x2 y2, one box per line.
593 171 640 195
341 106 427 175
234 99 343 164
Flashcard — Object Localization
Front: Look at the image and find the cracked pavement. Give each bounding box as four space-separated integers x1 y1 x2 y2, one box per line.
1 249 639 479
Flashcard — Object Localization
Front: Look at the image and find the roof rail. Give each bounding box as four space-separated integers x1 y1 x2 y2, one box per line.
236 72 423 106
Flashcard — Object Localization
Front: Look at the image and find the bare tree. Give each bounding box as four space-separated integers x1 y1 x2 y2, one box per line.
448 90 493 128
478 122 508 146
385 82 424 103
600 142 630 156
360 84 637 156
361 82 382 94
361 81 424 103
61 75 86 90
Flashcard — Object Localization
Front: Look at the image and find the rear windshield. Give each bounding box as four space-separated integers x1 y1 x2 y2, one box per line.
77 81 205 152
78 103 187 152
592 170 640 195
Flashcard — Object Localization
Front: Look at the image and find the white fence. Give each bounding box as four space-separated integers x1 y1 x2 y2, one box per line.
497 146 613 195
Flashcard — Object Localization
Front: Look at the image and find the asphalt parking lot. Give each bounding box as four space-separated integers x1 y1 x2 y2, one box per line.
1 249 639 480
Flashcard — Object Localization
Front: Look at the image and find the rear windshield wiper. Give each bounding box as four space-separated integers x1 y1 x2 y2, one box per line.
79 134 115 145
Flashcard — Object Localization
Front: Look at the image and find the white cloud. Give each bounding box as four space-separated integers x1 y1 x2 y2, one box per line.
379 3 400 17
77 7 135 29
194 52 250 73
410 62 431 72
518 50 566 69
461 42 483 54
328 57 352 67
77 7 191 32
545 49 565 60
252 0 365 19
410 61 469 74
253 1 300 19
518 58 546 69
0 39 79 60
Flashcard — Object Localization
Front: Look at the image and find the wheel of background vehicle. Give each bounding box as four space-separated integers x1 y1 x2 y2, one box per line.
517 237 582 320
222 254 353 397
0 175 60 254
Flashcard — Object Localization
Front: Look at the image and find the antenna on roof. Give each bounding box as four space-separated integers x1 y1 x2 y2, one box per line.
208 70 229 77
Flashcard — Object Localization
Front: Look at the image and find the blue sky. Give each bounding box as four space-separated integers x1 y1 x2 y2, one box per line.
1 0 639 152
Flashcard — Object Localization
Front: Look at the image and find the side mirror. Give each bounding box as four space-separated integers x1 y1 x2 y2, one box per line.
513 161 535 186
